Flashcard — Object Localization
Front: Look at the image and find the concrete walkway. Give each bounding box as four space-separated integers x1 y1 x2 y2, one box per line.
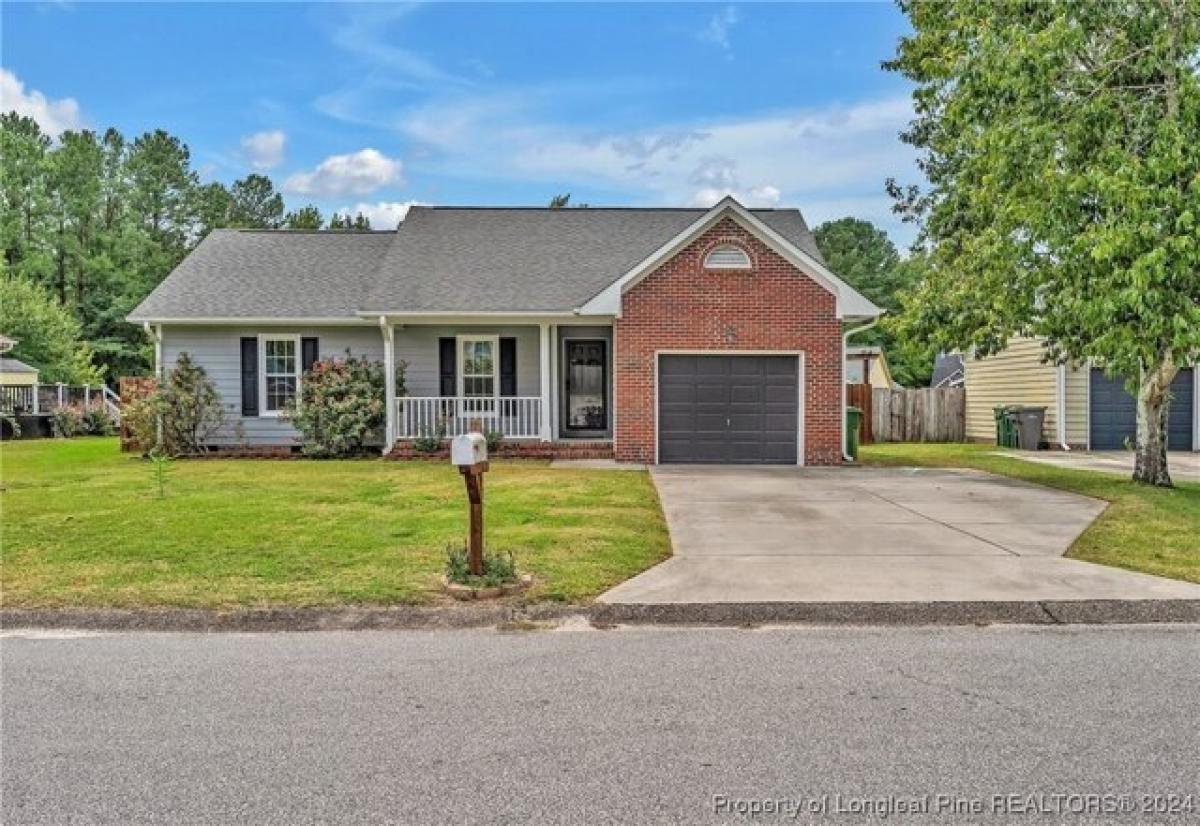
601 465 1200 604
995 450 1200 482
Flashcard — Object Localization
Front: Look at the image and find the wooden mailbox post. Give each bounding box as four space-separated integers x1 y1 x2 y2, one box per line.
451 432 489 575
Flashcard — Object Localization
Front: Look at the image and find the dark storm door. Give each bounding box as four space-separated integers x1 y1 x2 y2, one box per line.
564 340 608 434
658 355 799 464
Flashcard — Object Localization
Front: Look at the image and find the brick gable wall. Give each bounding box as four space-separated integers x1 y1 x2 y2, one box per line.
613 216 843 465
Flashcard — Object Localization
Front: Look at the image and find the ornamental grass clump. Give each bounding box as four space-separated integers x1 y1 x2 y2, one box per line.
444 544 519 587
287 354 386 458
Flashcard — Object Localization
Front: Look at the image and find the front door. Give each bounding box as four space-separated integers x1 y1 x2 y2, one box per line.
564 340 607 435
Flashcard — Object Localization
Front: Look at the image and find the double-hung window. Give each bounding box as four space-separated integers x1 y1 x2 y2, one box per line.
458 335 498 398
260 334 300 415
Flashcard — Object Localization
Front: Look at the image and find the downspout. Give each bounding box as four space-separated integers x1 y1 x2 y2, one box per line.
1055 363 1071 451
379 316 396 454
842 316 881 462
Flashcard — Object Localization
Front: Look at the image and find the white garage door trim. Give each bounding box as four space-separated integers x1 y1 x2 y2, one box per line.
654 350 807 466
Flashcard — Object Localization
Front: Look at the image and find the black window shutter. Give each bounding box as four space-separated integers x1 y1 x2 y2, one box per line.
438 337 456 396
301 337 319 373
240 337 258 416
499 338 517 396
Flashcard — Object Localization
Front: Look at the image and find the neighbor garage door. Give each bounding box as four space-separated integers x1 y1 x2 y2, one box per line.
658 355 799 464
1089 367 1194 450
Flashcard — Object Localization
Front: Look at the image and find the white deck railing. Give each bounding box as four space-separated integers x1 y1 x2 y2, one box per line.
396 396 543 440
0 383 121 422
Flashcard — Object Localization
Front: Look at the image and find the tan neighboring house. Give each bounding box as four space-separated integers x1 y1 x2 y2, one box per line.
964 336 1197 451
0 356 39 387
844 345 899 388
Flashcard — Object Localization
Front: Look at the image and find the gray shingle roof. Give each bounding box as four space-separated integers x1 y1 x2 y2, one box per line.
0 356 38 374
128 230 395 320
930 353 965 388
361 206 826 313
129 206 831 320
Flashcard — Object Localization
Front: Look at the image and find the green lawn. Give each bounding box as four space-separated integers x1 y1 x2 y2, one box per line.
1 438 670 608
862 443 1200 584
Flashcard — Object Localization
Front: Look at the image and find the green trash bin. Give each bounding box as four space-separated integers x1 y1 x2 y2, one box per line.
846 406 863 461
993 405 1019 448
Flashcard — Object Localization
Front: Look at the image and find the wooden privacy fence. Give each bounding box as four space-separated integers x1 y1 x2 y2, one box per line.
868 386 965 443
846 383 874 443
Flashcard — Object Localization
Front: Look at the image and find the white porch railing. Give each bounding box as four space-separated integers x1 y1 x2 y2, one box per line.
0 383 121 423
396 396 543 440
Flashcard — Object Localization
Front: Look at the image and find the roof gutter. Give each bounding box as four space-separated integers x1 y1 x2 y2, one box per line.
842 315 883 462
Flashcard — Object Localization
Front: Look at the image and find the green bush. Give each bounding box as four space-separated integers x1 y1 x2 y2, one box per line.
123 353 225 455
51 405 85 438
484 429 504 453
82 404 115 436
412 422 446 453
287 353 385 457
444 545 518 586
161 354 224 454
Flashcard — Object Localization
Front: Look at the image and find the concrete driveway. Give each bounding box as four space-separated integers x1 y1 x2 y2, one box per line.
997 450 1200 482
601 465 1200 604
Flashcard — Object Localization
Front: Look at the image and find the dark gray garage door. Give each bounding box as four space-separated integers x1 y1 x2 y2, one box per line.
658 355 799 464
1090 368 1193 450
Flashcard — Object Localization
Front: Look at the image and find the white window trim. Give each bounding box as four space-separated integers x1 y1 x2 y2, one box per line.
704 244 752 270
258 333 302 417
455 334 500 398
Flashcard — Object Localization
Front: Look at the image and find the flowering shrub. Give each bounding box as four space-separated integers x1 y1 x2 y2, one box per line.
51 405 85 438
287 353 386 457
82 403 115 436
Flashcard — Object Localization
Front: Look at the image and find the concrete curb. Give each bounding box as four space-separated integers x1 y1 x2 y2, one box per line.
591 600 1200 626
0 604 584 633
3 600 1199 632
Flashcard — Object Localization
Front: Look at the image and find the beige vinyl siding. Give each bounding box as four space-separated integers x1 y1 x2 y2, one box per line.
0 371 37 386
964 337 1062 444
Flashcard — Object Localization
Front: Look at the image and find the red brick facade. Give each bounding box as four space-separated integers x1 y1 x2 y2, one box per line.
613 217 843 465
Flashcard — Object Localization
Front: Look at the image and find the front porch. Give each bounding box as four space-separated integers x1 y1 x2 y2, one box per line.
380 319 614 448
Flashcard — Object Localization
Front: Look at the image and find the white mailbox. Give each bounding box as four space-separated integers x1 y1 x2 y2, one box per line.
451 432 488 466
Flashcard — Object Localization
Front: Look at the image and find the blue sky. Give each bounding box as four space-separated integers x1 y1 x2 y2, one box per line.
3 2 918 244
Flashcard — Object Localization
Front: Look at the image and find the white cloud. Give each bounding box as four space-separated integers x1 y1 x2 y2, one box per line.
385 92 917 243
241 129 286 169
312 4 918 244
0 68 84 136
284 148 403 197
335 200 425 230
697 6 739 53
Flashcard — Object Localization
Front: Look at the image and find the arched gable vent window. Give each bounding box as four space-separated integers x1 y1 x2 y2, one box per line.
704 244 752 269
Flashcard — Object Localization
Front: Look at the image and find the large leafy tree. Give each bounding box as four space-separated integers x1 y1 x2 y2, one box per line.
284 204 323 229
813 218 932 386
886 0 1200 486
0 113 307 381
0 272 104 384
0 114 53 282
328 211 371 230
229 174 284 228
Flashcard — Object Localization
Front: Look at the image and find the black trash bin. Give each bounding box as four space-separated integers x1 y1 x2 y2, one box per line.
1012 406 1047 450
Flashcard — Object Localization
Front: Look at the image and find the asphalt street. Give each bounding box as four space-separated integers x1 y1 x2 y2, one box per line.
3 623 1199 825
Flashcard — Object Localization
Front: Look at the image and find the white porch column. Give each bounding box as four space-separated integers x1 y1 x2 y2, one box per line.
539 322 552 441
548 324 558 440
380 317 397 450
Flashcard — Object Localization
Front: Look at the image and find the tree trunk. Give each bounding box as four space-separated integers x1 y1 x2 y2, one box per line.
1132 356 1178 487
